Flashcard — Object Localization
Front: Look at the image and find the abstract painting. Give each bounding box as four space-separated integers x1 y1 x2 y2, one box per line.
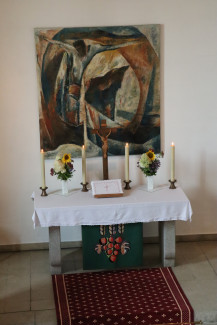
34 25 160 158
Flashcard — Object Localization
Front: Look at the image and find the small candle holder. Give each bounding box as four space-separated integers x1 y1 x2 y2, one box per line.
81 182 89 192
40 186 48 196
124 180 131 190
169 179 176 189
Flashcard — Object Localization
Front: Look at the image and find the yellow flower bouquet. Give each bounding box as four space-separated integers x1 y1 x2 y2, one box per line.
138 149 162 176
50 153 75 181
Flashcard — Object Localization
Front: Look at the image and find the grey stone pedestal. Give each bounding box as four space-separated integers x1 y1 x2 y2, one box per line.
49 226 61 274
48 221 176 273
159 221 176 267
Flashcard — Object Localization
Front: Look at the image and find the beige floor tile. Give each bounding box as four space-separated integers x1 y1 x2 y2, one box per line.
31 276 55 310
180 277 217 313
30 250 50 274
0 253 12 274
35 309 57 325
0 311 34 325
30 251 55 310
0 277 7 313
0 252 30 275
0 274 30 313
0 252 31 313
175 242 216 280
61 247 83 273
173 242 217 322
198 241 217 274
31 275 55 310
195 312 217 323
7 252 30 274
143 243 161 267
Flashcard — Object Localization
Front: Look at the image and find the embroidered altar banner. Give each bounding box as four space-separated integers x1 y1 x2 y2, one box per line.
34 25 161 159
52 267 194 325
82 223 143 270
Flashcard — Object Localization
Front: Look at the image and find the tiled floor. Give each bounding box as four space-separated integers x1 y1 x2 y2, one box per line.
0 241 216 325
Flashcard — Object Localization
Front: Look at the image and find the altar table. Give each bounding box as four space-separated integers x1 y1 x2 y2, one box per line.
32 185 192 274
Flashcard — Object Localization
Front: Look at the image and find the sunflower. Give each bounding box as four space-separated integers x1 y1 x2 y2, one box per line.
146 149 155 161
62 153 71 164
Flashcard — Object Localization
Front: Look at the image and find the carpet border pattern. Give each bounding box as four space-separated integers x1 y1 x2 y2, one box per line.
52 267 194 325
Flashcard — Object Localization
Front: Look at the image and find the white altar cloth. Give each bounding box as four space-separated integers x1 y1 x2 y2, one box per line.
32 186 192 228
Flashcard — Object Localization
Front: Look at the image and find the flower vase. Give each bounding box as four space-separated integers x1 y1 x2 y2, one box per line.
61 180 69 195
146 176 154 192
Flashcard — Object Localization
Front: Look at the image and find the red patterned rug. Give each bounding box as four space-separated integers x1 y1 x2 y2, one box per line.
52 267 194 325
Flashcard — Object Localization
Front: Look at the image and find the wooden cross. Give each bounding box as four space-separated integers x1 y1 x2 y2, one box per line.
91 120 117 180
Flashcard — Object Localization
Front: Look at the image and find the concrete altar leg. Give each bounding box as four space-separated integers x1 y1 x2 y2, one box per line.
49 226 61 274
159 221 176 267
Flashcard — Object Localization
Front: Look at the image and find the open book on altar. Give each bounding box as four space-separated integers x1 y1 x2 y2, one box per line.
91 179 124 198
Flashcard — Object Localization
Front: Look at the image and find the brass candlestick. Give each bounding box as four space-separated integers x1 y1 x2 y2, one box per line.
124 180 131 190
81 182 89 192
169 179 176 189
40 187 48 196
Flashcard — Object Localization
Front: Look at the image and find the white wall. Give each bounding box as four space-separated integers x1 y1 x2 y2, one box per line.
0 0 216 245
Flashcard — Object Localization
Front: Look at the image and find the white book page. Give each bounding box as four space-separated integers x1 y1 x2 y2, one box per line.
91 179 123 196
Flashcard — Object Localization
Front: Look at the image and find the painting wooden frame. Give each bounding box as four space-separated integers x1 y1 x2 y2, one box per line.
34 24 161 158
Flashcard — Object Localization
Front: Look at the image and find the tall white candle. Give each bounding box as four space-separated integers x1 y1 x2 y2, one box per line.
82 145 86 184
125 143 129 182
40 149 46 189
171 142 175 181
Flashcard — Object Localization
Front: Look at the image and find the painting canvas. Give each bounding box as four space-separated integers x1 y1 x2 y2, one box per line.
34 25 160 158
